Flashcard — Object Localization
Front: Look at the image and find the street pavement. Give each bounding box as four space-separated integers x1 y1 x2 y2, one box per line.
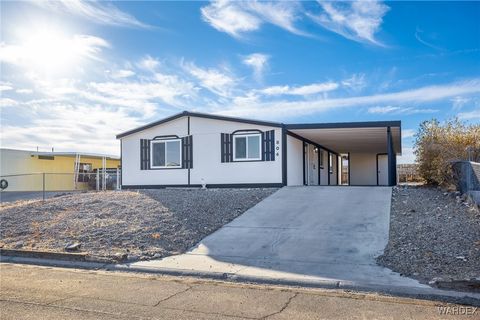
1 263 478 320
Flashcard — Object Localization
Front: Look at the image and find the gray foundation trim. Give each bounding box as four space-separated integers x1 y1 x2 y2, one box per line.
122 183 283 189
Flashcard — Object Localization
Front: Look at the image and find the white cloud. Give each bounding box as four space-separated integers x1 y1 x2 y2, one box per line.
367 105 400 114
0 32 109 73
16 89 33 94
397 147 416 164
402 129 416 139
367 105 438 115
221 79 480 118
201 0 262 37
0 104 142 155
0 83 13 92
309 0 389 45
341 73 366 92
0 98 18 108
243 1 304 35
138 56 160 72
451 96 470 111
242 53 269 81
415 27 444 51
34 0 149 28
458 109 480 120
183 62 235 97
84 74 197 116
110 69 135 79
201 0 303 38
260 82 339 96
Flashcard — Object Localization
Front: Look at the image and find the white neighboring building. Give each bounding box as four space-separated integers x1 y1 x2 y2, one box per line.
117 111 401 188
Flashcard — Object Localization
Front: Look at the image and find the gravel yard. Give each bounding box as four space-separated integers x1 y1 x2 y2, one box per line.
377 186 480 289
0 188 277 262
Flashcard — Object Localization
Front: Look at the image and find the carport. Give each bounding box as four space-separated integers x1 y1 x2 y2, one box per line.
285 121 401 186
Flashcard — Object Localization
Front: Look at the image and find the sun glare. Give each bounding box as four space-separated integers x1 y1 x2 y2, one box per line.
13 25 107 75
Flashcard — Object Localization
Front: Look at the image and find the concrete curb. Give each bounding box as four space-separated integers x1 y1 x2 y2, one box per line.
0 248 88 261
2 255 479 307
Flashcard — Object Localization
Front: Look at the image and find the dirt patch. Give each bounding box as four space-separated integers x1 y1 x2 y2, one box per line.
377 186 480 287
0 188 277 261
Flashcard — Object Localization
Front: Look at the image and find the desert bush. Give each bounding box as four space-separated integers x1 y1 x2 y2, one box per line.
414 118 480 186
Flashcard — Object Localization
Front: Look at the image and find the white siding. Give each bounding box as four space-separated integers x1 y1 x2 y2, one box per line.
189 117 282 185
121 117 189 186
286 135 303 186
349 153 378 186
120 116 283 186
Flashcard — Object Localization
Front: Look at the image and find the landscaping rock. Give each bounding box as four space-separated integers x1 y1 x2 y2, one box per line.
377 186 480 286
65 242 81 251
0 189 277 262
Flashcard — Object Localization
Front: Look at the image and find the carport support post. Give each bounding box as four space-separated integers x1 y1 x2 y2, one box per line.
387 126 395 186
327 151 331 185
337 155 340 185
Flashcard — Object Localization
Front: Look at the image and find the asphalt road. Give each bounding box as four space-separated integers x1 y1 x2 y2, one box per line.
1 263 477 320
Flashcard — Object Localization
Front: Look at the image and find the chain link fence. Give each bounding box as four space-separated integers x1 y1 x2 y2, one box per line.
0 169 121 202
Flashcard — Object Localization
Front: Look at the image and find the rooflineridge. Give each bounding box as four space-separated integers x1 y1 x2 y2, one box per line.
32 151 120 160
116 110 401 139
116 111 283 139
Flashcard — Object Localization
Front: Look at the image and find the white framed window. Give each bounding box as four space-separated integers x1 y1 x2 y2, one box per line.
233 133 261 161
150 139 182 168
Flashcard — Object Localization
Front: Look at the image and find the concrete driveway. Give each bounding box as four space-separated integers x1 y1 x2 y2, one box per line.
129 187 426 289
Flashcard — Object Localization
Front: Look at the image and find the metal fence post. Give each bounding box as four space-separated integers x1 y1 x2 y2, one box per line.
116 168 120 190
42 172 45 202
96 170 100 191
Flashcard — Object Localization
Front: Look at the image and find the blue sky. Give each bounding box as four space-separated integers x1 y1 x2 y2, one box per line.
1 1 479 162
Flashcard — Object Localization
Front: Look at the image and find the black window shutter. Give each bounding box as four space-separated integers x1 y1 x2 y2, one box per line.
182 135 193 169
263 130 275 161
228 134 233 162
261 132 266 161
140 139 151 170
221 133 233 163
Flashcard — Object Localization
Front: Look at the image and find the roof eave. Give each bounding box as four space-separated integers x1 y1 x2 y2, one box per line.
116 111 283 139
285 120 401 130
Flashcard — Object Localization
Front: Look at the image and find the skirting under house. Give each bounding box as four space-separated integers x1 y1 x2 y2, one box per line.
116 111 401 188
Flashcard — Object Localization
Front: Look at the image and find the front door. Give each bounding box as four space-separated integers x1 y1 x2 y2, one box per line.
377 154 388 186
304 144 319 185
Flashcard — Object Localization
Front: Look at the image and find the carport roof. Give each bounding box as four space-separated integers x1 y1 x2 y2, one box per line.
286 121 401 154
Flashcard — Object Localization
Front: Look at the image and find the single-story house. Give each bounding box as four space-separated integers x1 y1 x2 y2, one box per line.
116 111 401 188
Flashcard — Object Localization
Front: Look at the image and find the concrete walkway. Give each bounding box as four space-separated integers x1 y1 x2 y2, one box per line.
4 263 474 320
125 187 427 291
